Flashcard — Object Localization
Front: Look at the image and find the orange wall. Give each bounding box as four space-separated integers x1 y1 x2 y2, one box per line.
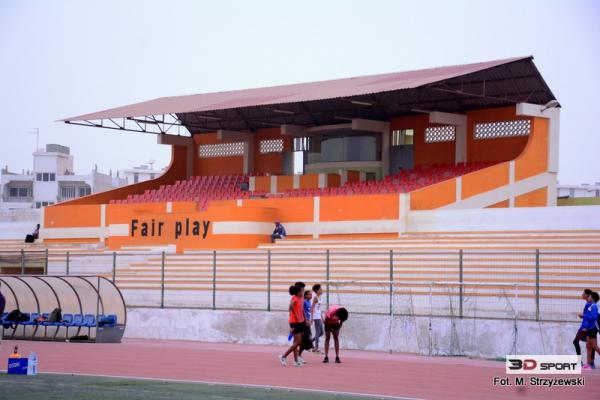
45 204 101 228
461 162 510 200
193 133 244 175
253 128 293 175
327 174 341 187
106 204 277 251
320 194 399 221
410 178 456 210
515 187 547 207
254 176 271 192
514 117 548 181
242 197 314 222
466 107 531 163
486 200 509 208
299 174 318 189
53 145 189 205
276 175 294 192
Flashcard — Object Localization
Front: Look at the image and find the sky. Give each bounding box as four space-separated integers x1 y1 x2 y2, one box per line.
0 0 599 183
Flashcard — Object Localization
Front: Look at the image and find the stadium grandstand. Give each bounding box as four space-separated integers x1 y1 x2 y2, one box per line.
37 55 566 252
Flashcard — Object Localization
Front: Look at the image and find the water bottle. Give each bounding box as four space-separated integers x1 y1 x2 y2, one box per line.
27 352 38 375
287 332 293 341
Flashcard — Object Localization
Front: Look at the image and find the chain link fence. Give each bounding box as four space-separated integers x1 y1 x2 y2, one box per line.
2 249 598 323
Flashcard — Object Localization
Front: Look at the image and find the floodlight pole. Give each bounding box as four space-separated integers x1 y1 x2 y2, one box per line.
28 128 39 152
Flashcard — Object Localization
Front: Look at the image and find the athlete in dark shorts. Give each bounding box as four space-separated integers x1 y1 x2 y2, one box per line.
278 284 305 367
323 305 348 364
575 289 594 365
582 291 600 370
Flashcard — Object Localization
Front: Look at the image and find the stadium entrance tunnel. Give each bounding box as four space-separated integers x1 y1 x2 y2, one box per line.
0 275 126 343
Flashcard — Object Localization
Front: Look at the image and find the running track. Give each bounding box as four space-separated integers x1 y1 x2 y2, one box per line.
2 339 599 399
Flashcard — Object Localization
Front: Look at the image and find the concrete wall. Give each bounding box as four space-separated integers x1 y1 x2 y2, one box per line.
124 308 575 360
406 205 600 232
0 208 41 239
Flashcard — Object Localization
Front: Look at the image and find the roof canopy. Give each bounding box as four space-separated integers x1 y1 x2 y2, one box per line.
62 56 557 135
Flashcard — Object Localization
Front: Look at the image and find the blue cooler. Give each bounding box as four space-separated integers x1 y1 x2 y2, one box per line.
7 357 28 375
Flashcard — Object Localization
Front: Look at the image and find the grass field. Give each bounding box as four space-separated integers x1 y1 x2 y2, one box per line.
0 373 385 400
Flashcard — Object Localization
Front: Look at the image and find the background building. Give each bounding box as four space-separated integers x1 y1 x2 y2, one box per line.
119 164 164 185
0 144 127 210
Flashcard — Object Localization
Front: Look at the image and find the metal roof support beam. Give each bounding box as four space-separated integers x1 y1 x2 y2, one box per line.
280 124 307 137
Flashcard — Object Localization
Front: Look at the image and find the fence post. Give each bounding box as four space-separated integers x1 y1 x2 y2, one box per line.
112 251 117 283
389 249 394 316
535 249 540 321
267 250 271 311
160 251 165 309
44 248 48 275
20 249 25 275
325 249 330 309
212 250 217 310
459 249 463 319
66 251 70 275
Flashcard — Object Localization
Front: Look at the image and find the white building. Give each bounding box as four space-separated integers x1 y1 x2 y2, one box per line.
0 144 127 210
119 164 164 185
557 183 600 198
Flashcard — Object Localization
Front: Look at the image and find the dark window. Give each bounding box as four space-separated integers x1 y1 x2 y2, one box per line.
79 187 91 197
9 187 18 197
18 188 28 197
134 173 139 183
308 133 380 163
36 202 41 209
49 173 55 181
42 173 49 182
36 173 42 181
392 129 414 146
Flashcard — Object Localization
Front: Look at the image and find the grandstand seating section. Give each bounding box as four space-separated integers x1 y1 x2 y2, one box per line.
110 174 263 209
108 162 498 207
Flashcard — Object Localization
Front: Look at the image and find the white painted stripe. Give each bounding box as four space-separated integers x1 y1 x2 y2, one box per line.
288 219 400 235
398 193 409 237
455 176 462 202
100 204 107 242
442 172 552 210
248 176 255 192
42 227 107 239
109 224 129 236
166 202 173 213
293 174 300 189
270 175 277 194
212 221 273 235
236 199 243 207
212 219 401 236
509 161 515 184
318 173 326 188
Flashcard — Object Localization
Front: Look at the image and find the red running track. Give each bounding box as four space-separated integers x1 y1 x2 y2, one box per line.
2 339 599 400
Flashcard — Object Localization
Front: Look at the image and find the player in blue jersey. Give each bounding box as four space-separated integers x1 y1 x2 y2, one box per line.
582 291 600 370
575 289 594 365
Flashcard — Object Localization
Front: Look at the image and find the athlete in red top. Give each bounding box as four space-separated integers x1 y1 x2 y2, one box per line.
278 284 305 367
323 305 348 364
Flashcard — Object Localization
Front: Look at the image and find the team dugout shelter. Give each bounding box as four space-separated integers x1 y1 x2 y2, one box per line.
43 56 560 251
